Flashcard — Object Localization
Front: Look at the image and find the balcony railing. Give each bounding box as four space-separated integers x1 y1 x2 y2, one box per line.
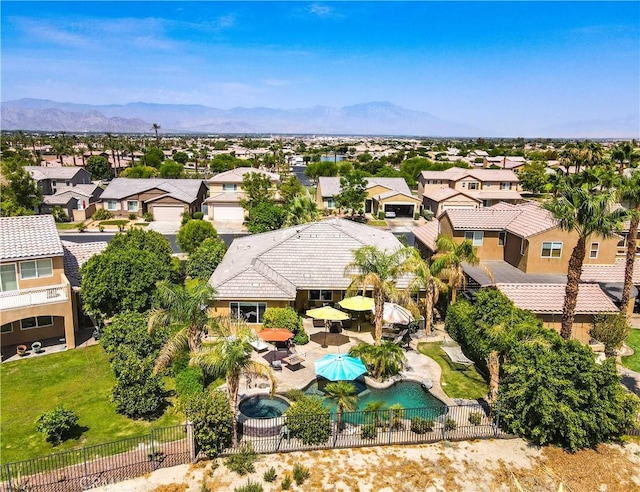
0 284 69 311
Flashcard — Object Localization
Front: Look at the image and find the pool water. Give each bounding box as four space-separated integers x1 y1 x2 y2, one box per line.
304 380 445 415
238 395 290 419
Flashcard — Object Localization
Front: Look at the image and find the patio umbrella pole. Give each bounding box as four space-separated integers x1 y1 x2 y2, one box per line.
323 320 329 348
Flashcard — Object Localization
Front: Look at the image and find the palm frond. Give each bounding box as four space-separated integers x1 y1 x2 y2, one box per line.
153 329 189 375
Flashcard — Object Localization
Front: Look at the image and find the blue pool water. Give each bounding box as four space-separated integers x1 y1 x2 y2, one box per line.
238 395 290 419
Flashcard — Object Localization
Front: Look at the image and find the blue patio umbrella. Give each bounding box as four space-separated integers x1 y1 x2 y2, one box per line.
314 354 367 381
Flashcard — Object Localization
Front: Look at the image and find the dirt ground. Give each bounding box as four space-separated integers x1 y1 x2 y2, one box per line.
94 438 640 492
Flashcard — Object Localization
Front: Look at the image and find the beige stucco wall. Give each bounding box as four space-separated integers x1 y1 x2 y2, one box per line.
209 299 293 326
539 314 595 345
294 289 348 313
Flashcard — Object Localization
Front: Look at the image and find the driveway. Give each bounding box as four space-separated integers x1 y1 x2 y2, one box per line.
148 221 181 234
386 218 421 234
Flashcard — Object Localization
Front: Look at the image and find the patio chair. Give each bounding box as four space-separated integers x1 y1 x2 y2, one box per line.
271 359 282 370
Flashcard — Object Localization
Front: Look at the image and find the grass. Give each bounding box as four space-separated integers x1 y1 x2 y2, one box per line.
417 342 489 400
0 345 181 463
55 222 81 230
98 219 130 226
367 219 388 227
621 329 640 372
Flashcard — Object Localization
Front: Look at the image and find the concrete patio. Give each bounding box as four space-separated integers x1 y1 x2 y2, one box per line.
1 327 99 363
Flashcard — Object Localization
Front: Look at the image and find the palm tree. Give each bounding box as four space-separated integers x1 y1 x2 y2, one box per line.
324 381 358 432
430 235 485 305
619 172 640 311
611 142 640 175
192 316 275 413
150 280 216 373
151 123 161 146
283 194 319 226
345 245 414 345
405 251 445 333
363 400 386 427
544 184 627 339
348 342 407 380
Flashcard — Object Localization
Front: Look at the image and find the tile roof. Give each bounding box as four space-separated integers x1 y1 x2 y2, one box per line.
0 215 64 261
318 177 412 198
374 190 421 202
444 209 522 230
423 187 479 202
43 194 78 205
581 259 640 284
206 167 280 184
412 221 439 251
465 190 523 201
420 168 520 183
203 192 245 204
61 240 108 287
100 178 205 203
496 283 619 314
25 166 84 181
211 218 408 300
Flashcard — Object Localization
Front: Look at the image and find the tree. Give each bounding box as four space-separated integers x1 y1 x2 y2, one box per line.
101 311 169 358
35 406 80 446
285 395 331 445
172 151 189 164
186 237 227 281
619 172 640 311
345 245 414 345
240 172 274 211
335 170 367 216
348 342 406 380
405 251 445 334
324 381 358 432
262 307 308 345
304 161 338 184
80 229 176 318
121 165 158 178
611 141 640 175
543 185 627 339
246 201 286 234
151 123 161 145
283 194 319 227
144 147 165 168
150 280 217 370
0 156 41 216
183 390 234 458
518 161 548 193
279 175 304 205
590 313 631 357
430 235 485 305
158 160 184 178
86 155 112 180
177 219 218 254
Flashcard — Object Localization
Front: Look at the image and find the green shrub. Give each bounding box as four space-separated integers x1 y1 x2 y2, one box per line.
445 417 457 431
128 213 137 220
181 211 192 225
35 406 80 445
410 417 434 434
177 219 218 254
193 211 204 220
292 463 310 485
92 208 114 220
378 210 385 220
413 212 420 220
284 389 305 402
184 391 234 458
99 225 105 232
99 219 129 226
175 366 205 403
233 480 263 492
285 395 331 445
361 424 377 439
468 412 482 426
225 442 257 475
263 467 277 482
143 212 154 222
76 222 87 232
263 307 308 345
281 474 292 490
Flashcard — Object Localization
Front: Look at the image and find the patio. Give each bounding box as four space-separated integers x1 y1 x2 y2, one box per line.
1 327 99 363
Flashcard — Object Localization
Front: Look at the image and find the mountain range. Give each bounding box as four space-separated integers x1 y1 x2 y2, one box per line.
1 98 637 138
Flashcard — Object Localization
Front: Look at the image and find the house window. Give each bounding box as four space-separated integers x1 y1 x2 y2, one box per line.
461 182 466 188
309 290 333 302
618 233 628 248
498 232 506 246
589 242 599 259
230 302 266 324
127 200 139 212
222 184 237 192
468 182 478 190
20 259 53 279
464 231 484 246
106 200 118 211
501 182 511 190
541 241 562 258
20 316 54 330
51 180 57 186
1 264 18 292
1 322 12 333
326 198 336 209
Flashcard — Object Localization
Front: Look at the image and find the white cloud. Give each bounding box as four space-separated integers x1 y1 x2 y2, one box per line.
308 4 334 18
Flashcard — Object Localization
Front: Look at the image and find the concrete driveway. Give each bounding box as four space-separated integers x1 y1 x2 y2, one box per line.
386 218 421 234
148 221 180 234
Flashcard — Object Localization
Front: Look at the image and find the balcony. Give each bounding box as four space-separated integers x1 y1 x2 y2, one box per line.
0 284 69 311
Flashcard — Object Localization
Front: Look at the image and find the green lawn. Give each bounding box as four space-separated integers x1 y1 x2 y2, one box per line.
98 219 130 226
0 345 181 463
622 329 640 373
55 222 81 230
366 219 388 227
418 342 489 400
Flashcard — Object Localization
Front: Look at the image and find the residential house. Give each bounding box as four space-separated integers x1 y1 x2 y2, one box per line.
316 177 421 217
97 178 209 221
413 201 636 342
482 156 527 172
0 216 105 350
418 168 522 215
208 218 410 323
204 167 280 222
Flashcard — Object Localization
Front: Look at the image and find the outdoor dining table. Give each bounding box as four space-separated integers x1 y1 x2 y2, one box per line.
282 354 305 368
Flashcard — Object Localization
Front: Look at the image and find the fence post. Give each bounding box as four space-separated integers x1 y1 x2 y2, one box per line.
5 463 12 492
83 446 89 486
493 402 501 437
150 429 157 471
442 406 448 441
186 421 197 463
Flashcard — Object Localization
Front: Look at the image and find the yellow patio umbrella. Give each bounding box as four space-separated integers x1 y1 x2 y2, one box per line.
306 306 349 348
338 296 375 331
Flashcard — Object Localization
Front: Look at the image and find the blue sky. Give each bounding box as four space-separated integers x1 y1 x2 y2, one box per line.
1 1 638 135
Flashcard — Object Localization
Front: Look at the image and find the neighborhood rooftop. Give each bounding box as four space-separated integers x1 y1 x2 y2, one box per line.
24 166 85 180
0 215 64 261
206 167 280 184
99 178 205 202
318 177 412 197
62 240 108 287
420 168 519 182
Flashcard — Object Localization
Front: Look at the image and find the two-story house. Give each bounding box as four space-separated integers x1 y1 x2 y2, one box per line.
97 178 209 221
412 201 636 343
204 168 280 222
316 177 421 217
418 168 522 216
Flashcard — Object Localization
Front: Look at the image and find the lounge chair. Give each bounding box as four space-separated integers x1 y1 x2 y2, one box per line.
271 359 282 370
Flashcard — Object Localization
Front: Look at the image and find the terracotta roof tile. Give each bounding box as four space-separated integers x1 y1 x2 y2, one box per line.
0 215 63 261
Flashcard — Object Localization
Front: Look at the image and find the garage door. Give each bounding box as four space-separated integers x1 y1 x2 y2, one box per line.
152 205 185 222
384 204 414 217
213 204 245 221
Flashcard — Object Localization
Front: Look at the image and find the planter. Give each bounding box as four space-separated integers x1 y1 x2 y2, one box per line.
16 345 28 356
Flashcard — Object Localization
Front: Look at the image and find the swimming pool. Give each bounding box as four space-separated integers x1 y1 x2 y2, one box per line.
238 395 290 419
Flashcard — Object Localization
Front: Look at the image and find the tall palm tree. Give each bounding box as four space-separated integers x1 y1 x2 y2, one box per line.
324 381 358 432
405 251 445 333
150 279 217 373
619 172 640 311
544 184 627 339
430 235 485 305
151 123 161 146
192 316 275 413
345 245 414 345
611 142 640 175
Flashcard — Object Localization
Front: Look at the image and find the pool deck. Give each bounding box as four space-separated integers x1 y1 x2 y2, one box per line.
234 319 456 406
